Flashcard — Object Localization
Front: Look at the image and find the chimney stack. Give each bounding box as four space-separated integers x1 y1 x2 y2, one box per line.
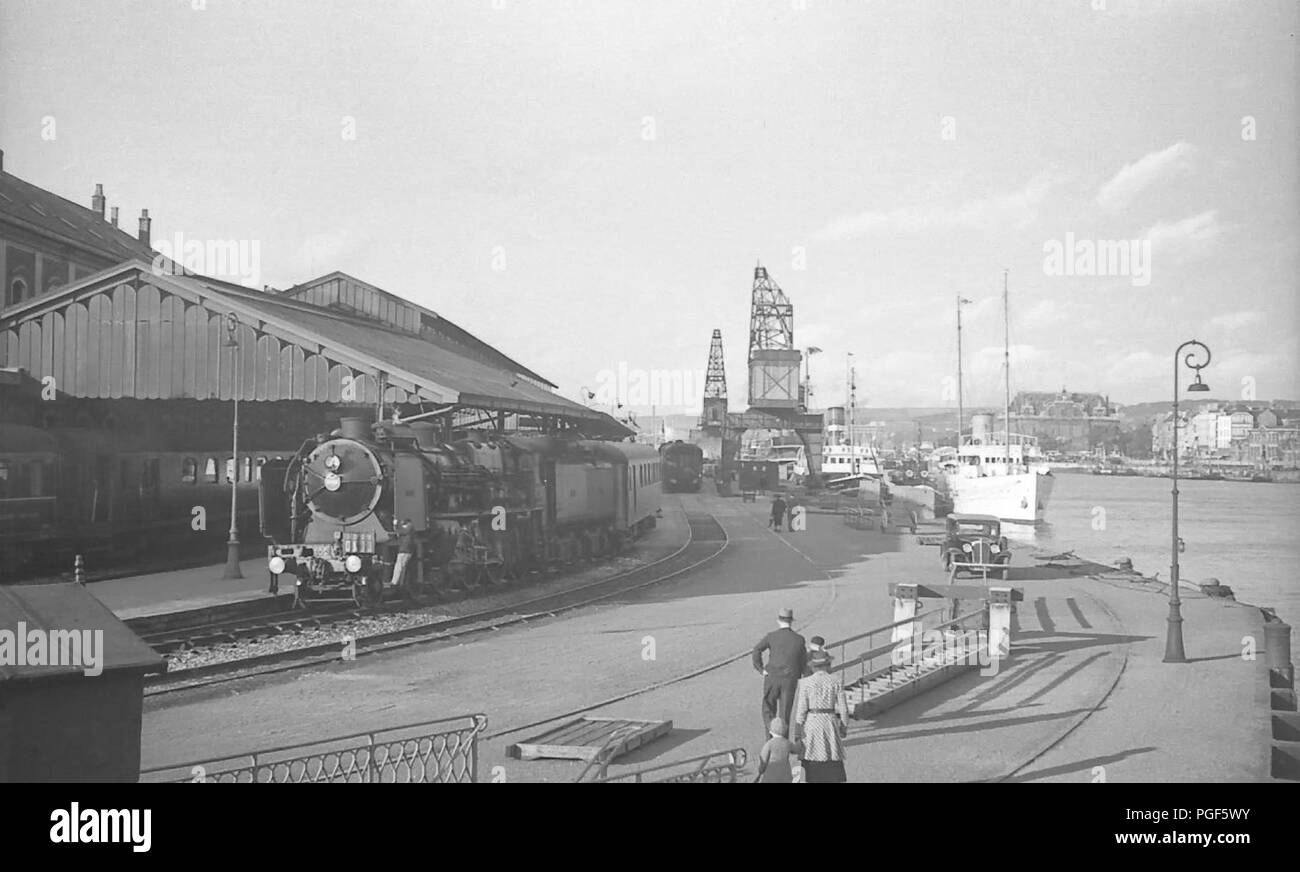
0 149 5 174
138 208 151 247
110 206 119 227
92 184 105 220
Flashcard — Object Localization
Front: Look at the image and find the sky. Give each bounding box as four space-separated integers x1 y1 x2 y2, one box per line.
1 0 1296 413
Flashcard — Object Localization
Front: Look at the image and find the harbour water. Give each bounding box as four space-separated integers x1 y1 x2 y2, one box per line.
1015 473 1300 623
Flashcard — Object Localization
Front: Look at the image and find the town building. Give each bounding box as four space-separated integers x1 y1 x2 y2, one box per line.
999 388 1122 451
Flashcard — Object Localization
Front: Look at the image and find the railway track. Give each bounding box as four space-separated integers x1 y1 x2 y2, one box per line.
144 512 728 697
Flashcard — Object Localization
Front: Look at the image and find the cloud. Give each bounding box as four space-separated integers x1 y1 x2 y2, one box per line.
1208 310 1261 331
1096 141 1193 212
1143 210 1223 248
816 172 1063 241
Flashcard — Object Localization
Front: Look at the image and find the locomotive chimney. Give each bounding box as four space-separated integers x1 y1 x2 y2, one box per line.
339 414 373 441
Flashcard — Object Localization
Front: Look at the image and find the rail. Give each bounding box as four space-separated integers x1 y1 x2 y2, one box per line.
139 713 488 783
826 604 989 689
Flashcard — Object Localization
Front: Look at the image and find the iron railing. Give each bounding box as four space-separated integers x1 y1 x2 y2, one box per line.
140 713 488 783
827 604 989 690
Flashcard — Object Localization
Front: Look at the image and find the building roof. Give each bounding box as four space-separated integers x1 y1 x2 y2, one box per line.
0 583 164 682
210 277 613 424
0 168 155 265
279 271 557 389
1 261 631 437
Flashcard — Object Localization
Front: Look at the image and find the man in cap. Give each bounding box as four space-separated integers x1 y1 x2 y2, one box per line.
389 518 416 587
751 607 806 736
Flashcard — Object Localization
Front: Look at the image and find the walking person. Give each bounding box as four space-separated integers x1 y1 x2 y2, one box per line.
754 717 803 783
793 649 850 783
752 607 806 736
802 636 826 677
769 494 787 531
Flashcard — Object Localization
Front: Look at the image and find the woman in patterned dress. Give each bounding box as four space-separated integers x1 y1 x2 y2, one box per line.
792 649 849 782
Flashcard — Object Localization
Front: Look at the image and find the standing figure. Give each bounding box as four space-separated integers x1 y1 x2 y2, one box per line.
751 607 806 736
785 497 799 530
769 495 787 531
793 650 850 783
389 518 415 587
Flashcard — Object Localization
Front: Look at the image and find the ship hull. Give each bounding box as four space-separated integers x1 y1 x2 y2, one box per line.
946 470 1055 524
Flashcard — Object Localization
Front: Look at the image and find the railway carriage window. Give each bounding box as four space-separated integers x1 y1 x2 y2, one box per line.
225 457 236 484
0 461 9 498
255 457 267 481
28 460 44 497
181 458 198 484
141 458 159 494
242 456 252 482
204 457 218 484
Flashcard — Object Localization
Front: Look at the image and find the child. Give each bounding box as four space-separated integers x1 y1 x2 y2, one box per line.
755 717 803 783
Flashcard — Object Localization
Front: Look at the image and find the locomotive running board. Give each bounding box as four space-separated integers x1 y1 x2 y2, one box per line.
506 717 672 763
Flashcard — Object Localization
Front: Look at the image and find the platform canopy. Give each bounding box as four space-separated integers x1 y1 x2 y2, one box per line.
0 261 631 438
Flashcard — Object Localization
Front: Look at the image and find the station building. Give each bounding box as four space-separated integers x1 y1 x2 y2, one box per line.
0 151 629 553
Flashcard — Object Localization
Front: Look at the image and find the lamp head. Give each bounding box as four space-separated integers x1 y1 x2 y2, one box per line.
1187 374 1210 393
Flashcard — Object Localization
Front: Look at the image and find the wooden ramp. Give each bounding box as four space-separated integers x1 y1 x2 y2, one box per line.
507 717 672 762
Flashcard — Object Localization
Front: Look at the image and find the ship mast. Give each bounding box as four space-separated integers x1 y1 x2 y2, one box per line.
956 295 967 448
1003 269 1011 468
847 352 856 470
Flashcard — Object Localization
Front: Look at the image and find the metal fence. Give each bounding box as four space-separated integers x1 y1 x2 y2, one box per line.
828 604 989 690
140 714 488 783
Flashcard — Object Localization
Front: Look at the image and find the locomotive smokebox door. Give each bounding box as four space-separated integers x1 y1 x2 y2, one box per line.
393 453 428 531
259 458 294 542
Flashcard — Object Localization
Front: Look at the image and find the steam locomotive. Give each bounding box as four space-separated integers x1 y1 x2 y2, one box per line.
260 417 663 606
659 440 703 493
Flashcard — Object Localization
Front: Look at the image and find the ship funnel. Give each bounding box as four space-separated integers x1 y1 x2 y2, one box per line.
970 413 994 443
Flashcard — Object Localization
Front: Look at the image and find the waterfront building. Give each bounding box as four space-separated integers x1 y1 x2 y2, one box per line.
999 388 1121 451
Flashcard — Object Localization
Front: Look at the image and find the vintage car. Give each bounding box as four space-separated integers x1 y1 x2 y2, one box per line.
942 513 1011 579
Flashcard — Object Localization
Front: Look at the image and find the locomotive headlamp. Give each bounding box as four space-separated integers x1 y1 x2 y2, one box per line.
324 454 342 472
345 555 363 574
324 472 342 492
268 556 286 575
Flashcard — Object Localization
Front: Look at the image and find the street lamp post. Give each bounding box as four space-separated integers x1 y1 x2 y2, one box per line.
1166 339 1211 663
222 314 244 580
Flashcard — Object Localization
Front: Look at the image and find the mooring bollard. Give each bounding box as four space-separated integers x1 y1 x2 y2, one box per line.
74 554 85 585
1264 618 1294 689
892 583 919 661
988 587 1014 662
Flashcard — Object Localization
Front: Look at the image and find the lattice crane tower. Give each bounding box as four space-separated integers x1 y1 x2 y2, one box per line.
701 329 728 432
746 264 802 410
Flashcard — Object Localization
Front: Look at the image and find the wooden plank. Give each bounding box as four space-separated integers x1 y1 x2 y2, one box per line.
158 294 175 400
507 718 672 763
171 298 186 398
108 288 124 398
137 284 159 399
279 343 294 401
119 284 136 399
328 363 347 403
49 311 64 394
254 333 270 400
206 312 221 399
40 311 54 384
65 304 83 396
288 345 305 400
76 300 94 397
3 329 18 369
18 320 37 377
184 304 203 398
238 324 256 400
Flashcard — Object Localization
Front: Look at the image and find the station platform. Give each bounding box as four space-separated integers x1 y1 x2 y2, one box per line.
89 558 279 622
